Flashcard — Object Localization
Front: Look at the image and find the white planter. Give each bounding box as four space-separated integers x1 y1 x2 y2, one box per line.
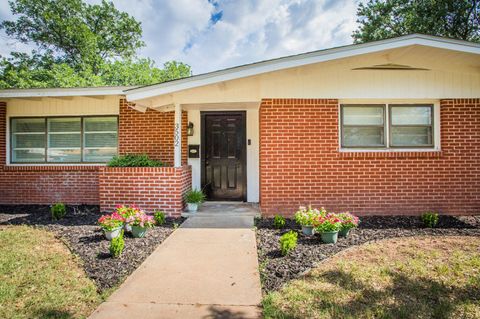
104 227 122 241
187 203 198 212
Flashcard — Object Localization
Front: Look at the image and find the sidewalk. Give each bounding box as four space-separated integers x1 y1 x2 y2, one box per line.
89 216 262 318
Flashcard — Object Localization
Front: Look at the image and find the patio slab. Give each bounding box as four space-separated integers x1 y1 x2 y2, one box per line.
89 214 262 318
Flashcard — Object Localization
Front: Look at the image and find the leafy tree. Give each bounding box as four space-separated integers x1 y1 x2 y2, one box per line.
353 0 480 43
0 0 191 88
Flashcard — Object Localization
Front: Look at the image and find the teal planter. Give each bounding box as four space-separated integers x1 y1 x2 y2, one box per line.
131 225 148 238
320 231 339 244
301 225 315 236
339 228 350 237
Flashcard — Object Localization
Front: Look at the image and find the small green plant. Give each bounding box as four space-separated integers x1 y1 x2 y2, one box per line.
421 212 439 228
110 230 125 258
154 211 166 225
185 189 206 204
107 154 164 167
279 231 298 256
273 215 286 229
173 222 179 229
51 203 66 220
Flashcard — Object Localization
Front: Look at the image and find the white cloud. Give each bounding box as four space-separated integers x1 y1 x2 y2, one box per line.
0 0 362 74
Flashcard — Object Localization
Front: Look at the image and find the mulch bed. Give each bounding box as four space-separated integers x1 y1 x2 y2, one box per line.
256 215 480 292
0 205 183 292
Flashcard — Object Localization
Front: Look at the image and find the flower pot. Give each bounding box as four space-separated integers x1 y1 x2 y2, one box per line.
339 228 350 237
131 225 148 238
320 231 339 244
301 225 315 236
187 203 198 212
104 226 122 241
124 223 132 232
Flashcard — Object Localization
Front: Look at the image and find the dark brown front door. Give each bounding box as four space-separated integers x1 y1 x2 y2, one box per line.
201 112 246 201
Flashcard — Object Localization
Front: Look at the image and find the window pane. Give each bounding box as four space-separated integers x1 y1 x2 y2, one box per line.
48 149 81 162
13 134 45 148
343 127 384 147
343 106 384 125
83 148 117 162
84 133 117 148
48 118 81 132
12 118 45 133
48 134 81 148
13 149 45 162
84 117 117 132
391 126 432 146
11 118 46 162
391 106 432 125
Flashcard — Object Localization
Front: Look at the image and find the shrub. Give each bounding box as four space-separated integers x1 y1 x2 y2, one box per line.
109 230 125 258
185 189 206 204
51 203 66 220
279 231 298 256
421 212 439 228
107 154 164 167
154 211 166 225
98 212 124 231
273 215 286 229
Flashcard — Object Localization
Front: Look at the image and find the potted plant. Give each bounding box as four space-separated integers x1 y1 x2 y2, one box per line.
116 204 140 232
294 206 326 235
185 189 205 212
125 211 155 238
314 213 342 244
98 212 124 240
337 212 360 237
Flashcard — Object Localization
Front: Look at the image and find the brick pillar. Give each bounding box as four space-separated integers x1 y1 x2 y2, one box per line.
0 102 6 168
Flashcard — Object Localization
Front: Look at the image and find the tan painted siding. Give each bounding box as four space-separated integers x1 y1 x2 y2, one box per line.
6 96 120 117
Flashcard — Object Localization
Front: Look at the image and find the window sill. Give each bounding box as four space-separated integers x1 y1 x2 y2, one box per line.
4 164 103 171
338 150 442 159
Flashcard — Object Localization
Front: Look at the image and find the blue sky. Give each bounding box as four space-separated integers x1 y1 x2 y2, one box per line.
0 0 363 74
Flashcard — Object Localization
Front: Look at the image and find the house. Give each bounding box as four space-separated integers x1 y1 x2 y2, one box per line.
0 34 479 216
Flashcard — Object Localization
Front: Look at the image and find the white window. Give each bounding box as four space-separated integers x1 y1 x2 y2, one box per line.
10 116 118 163
340 104 435 149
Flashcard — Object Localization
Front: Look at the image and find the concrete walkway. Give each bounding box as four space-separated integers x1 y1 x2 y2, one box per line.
89 213 262 319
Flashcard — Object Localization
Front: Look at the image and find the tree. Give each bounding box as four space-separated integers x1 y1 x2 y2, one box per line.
0 0 191 88
353 0 480 43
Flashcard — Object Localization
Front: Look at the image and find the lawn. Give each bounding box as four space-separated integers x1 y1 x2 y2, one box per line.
263 236 480 319
0 225 102 319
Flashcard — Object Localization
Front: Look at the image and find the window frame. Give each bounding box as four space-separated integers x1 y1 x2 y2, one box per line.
339 103 437 151
340 104 387 149
9 115 119 164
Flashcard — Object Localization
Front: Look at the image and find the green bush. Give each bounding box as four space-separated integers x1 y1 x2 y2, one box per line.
421 212 439 228
185 189 206 204
51 203 66 220
110 230 125 258
273 215 286 229
279 231 298 256
107 154 164 167
154 211 166 225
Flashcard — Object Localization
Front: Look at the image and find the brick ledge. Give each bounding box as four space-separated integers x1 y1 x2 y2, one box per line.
3 165 101 171
338 151 443 159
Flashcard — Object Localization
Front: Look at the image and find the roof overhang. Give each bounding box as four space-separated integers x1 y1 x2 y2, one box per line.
0 86 135 99
125 34 480 102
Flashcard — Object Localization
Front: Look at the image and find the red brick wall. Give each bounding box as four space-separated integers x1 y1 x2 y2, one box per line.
0 102 5 168
98 165 191 216
0 166 100 205
119 99 188 165
259 98 480 216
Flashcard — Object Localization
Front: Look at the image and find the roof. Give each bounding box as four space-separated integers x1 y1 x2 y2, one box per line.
0 86 136 98
1 34 479 100
125 34 480 101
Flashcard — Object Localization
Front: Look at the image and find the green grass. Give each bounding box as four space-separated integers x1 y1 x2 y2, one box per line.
0 226 102 319
263 236 480 319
